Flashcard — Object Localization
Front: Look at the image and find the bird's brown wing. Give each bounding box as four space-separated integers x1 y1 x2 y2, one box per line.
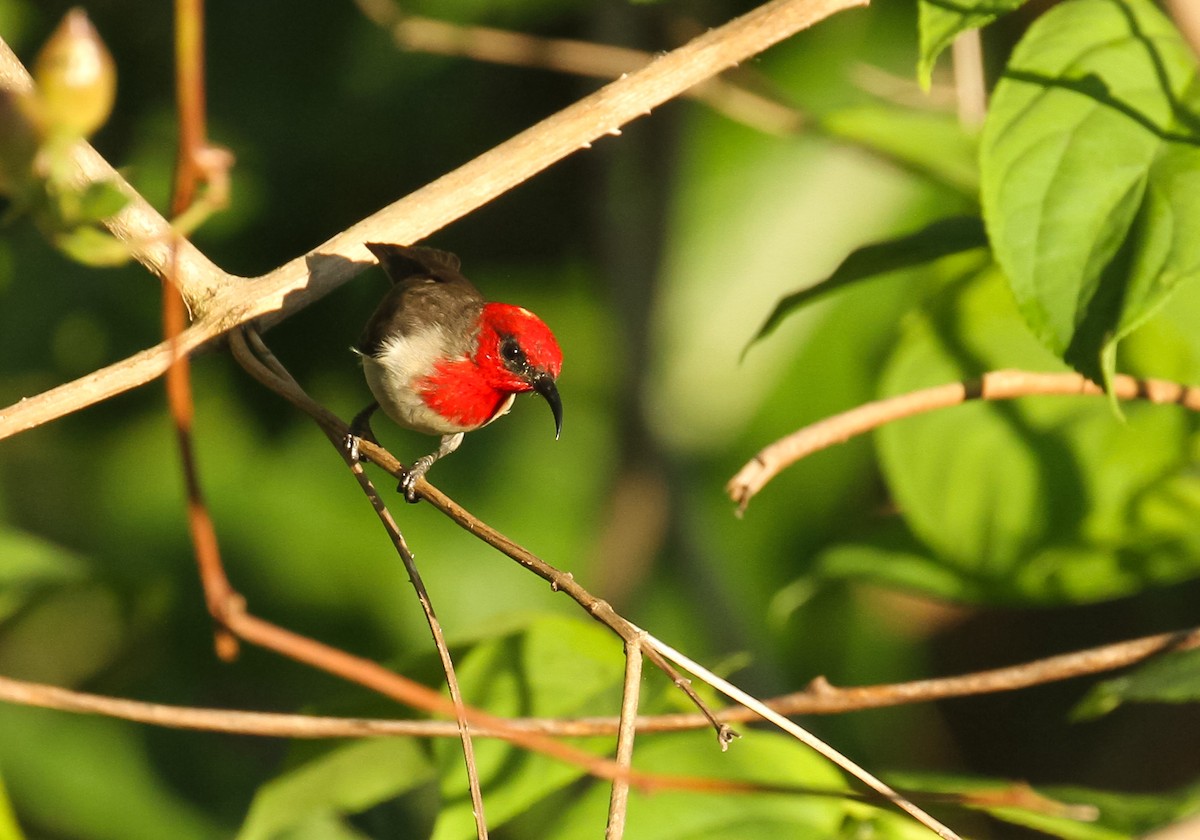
356 244 484 358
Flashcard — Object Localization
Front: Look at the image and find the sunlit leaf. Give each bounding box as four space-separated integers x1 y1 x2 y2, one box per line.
0 771 25 840
50 224 129 266
746 216 987 353
0 707 223 840
430 615 623 839
916 0 1029 88
980 0 1200 388
544 731 849 840
237 740 435 840
876 269 1200 604
820 104 980 195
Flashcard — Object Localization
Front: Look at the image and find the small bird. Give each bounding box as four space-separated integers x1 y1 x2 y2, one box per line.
350 242 563 500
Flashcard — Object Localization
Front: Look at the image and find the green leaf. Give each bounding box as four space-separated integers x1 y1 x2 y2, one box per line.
430 615 625 840
1074 649 1200 720
0 707 224 840
0 770 26 840
875 268 1200 604
819 104 981 195
544 731 848 840
890 772 1184 839
0 527 87 622
746 216 987 353
75 180 128 222
917 0 1029 88
237 739 435 840
51 224 130 266
980 0 1200 388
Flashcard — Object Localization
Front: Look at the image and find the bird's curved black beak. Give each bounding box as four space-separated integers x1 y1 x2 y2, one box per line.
532 374 563 440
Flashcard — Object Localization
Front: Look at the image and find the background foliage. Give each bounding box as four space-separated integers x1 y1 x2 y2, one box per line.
2 0 1200 837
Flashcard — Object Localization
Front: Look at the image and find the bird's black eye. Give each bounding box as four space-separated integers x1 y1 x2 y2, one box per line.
499 336 526 370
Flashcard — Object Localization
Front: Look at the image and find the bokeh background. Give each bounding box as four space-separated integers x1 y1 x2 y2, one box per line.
3 1 1200 837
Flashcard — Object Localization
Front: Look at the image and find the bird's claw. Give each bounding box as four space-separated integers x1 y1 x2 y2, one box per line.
398 454 435 503
344 433 365 463
398 472 421 503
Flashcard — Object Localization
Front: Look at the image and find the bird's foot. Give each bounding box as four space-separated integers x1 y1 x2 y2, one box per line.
398 455 436 503
347 403 382 462
344 433 366 462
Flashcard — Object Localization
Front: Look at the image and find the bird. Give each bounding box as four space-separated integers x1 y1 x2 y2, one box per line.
349 242 563 500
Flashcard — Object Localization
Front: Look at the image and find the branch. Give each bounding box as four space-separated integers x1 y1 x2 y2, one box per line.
728 370 1200 513
6 623 1195 738
0 0 866 444
354 0 805 135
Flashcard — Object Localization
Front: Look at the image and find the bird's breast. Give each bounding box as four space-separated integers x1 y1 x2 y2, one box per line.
362 327 513 435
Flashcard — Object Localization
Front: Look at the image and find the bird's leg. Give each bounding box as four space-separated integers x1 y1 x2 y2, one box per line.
345 402 381 462
400 431 464 503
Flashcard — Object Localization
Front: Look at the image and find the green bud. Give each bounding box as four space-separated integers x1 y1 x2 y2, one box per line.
32 8 116 139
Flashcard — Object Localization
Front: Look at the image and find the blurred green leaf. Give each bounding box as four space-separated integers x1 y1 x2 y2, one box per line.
814 523 988 601
50 223 129 266
1074 649 1200 720
888 772 1151 839
237 739 435 840
820 105 980 195
980 0 1200 389
75 181 128 222
876 268 1200 604
544 730 849 840
0 771 25 840
917 0 1029 87
431 615 623 840
1035 781 1200 837
0 707 224 840
0 527 86 622
746 216 987 353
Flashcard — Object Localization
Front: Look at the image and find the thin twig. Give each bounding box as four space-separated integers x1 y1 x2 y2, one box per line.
0 0 867 443
951 29 986 127
728 370 1200 513
606 633 645 840
234 329 489 840
165 0 238 660
7 621 1198 736
1165 0 1200 59
354 0 805 135
643 632 961 840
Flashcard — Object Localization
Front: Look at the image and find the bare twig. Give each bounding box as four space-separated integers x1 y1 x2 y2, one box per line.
166 0 239 660
354 0 804 135
728 370 1200 513
1165 0 1200 59
606 634 645 840
951 29 986 127
7 622 1198 736
0 0 866 443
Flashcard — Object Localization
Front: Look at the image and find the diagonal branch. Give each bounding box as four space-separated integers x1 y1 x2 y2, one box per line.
0 0 867 443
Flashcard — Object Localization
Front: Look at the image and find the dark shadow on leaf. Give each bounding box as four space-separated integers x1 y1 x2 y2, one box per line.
743 216 988 359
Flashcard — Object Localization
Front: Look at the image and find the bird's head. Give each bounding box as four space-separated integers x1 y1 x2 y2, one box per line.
474 302 563 438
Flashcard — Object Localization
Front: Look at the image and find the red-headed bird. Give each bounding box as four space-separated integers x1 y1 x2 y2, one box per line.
350 243 563 499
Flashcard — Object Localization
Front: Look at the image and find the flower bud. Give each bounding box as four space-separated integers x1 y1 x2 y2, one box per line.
33 8 116 139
